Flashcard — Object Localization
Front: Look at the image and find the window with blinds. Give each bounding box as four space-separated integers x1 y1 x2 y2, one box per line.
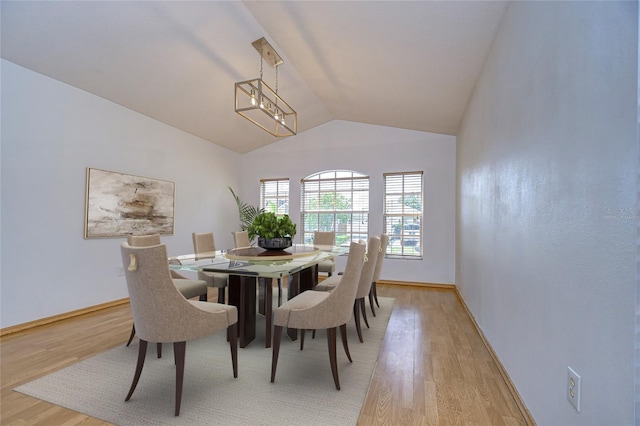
383 171 423 258
260 178 289 216
301 170 369 247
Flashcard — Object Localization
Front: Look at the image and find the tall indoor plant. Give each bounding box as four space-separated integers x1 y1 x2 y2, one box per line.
228 186 264 231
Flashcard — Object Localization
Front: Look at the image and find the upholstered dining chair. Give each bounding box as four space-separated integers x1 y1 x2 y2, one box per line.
125 234 208 349
192 232 229 304
120 242 238 416
313 231 336 277
369 234 389 314
232 230 251 248
271 241 366 390
128 234 205 285
314 236 380 343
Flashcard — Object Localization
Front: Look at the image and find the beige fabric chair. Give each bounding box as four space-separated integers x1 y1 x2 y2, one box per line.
313 231 336 276
313 236 380 343
369 234 389 313
120 242 238 416
352 236 380 342
318 234 389 318
192 232 229 304
271 241 366 390
125 234 208 348
232 230 251 248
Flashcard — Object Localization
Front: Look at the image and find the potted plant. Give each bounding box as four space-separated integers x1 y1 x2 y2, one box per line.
247 212 297 250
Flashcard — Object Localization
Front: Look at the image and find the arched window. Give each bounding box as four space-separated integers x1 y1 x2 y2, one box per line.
300 170 369 247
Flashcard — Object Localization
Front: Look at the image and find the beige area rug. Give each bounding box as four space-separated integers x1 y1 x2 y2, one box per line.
15 297 395 425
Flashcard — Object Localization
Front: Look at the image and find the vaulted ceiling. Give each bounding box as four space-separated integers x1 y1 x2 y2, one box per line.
1 1 508 153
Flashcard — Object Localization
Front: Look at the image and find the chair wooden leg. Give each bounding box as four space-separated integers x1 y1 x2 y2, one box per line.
157 343 162 359
339 324 352 362
217 287 226 304
353 302 363 343
125 339 148 402
312 329 316 339
173 341 186 416
277 278 283 307
360 298 370 329
300 329 305 350
327 327 340 390
368 287 377 317
372 281 380 307
126 324 136 346
271 325 283 383
199 292 207 302
228 323 238 378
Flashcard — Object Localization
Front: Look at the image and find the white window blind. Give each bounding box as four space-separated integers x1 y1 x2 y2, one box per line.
260 178 289 216
383 171 423 258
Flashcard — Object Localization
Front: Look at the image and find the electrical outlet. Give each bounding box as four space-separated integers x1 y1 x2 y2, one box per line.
567 366 581 412
116 266 125 277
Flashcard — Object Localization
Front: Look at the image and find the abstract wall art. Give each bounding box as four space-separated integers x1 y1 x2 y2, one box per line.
84 168 175 238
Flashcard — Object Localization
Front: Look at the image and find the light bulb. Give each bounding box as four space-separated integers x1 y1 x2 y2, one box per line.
274 109 279 120
281 114 286 125
259 97 264 109
250 90 256 106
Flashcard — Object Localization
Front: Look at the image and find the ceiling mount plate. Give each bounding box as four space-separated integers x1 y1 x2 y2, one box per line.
252 37 283 68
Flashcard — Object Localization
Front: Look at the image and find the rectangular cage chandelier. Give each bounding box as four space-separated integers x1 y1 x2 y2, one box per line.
235 37 297 137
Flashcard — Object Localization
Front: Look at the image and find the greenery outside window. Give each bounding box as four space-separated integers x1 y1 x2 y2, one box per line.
384 171 423 258
301 170 369 247
260 178 289 217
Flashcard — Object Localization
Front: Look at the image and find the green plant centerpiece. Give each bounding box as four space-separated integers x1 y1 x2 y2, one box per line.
247 212 297 250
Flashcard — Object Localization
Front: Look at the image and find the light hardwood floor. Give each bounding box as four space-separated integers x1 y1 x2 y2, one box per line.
1 284 531 425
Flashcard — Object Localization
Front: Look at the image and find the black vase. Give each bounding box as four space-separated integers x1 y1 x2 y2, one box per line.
257 237 292 250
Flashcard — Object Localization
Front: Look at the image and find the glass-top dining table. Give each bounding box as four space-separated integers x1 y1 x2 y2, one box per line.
169 244 347 348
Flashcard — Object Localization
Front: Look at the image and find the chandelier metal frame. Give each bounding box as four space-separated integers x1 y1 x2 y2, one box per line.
235 37 297 137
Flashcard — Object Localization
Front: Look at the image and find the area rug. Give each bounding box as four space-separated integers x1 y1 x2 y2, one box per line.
15 297 395 425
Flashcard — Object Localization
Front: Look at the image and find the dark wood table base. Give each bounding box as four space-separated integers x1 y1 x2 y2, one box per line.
226 264 319 348
258 277 273 348
227 275 256 348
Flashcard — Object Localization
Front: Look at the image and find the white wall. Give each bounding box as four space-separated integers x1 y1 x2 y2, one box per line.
1 60 243 328
636 2 640 420
242 120 456 284
457 2 637 424
0 60 456 328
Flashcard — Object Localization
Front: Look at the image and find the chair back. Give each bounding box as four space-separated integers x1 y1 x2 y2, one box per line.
318 241 366 327
314 231 336 275
355 236 380 299
120 242 197 343
313 231 335 246
372 234 389 283
127 234 161 247
192 232 216 256
128 234 189 279
232 231 251 248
